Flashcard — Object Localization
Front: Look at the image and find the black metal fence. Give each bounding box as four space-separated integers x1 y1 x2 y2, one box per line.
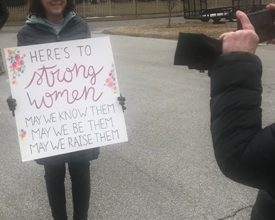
6 0 184 24
183 0 274 22
5 0 275 24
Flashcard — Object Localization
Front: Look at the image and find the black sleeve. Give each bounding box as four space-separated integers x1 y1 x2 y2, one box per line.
174 33 222 71
0 0 9 30
209 52 275 193
17 30 25 46
17 27 32 46
85 22 91 38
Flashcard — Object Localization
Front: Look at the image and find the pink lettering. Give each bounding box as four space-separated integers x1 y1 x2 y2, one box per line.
27 86 103 109
25 64 104 109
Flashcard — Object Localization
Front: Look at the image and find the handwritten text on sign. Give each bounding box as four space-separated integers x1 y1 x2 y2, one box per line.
4 37 128 162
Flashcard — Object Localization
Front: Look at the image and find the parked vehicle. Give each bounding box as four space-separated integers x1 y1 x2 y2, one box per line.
183 0 264 23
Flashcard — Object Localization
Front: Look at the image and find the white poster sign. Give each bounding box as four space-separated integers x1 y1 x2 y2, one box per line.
4 37 128 162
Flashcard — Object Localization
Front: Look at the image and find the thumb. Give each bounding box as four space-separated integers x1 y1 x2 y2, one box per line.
266 3 275 11
236 10 255 31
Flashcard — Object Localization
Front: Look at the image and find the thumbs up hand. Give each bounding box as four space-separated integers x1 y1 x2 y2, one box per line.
219 11 259 54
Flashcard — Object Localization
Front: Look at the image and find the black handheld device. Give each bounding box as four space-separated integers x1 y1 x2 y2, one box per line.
237 9 275 42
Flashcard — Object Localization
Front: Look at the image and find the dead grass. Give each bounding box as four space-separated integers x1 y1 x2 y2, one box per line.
104 20 237 40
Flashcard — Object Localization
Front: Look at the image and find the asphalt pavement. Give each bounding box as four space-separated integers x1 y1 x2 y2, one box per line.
1 18 275 220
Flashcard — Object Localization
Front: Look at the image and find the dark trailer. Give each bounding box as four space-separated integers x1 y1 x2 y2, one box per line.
183 0 264 23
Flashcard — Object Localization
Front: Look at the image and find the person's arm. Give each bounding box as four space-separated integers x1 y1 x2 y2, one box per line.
0 0 9 30
17 28 28 46
209 11 275 193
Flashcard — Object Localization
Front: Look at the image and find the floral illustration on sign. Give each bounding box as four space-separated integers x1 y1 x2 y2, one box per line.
105 64 118 94
19 129 27 140
7 49 26 85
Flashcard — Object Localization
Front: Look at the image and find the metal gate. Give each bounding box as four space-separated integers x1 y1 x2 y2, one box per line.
6 0 183 23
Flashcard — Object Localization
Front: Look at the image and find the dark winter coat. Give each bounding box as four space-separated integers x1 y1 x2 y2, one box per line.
209 52 275 219
0 0 9 30
17 12 99 165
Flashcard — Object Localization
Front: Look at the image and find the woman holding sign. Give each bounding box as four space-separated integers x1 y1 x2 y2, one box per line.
7 1 125 220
